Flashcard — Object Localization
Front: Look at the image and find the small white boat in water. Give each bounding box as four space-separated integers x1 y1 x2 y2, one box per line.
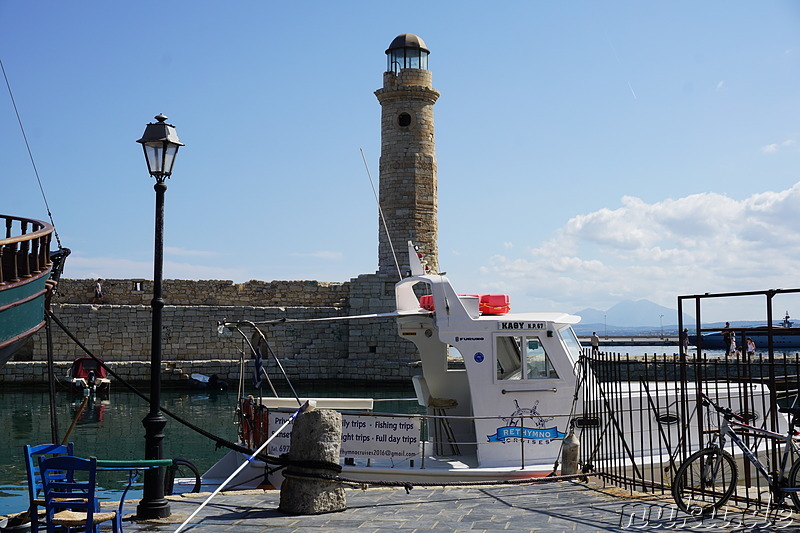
201 243 784 491
65 356 111 398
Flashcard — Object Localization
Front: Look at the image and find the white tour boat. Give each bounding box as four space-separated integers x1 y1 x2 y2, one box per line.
201 242 783 491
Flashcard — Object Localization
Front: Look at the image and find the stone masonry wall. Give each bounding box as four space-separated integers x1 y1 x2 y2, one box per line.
56 278 348 307
13 274 421 386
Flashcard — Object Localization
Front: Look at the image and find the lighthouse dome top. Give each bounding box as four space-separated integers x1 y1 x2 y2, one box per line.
385 33 430 73
385 33 429 54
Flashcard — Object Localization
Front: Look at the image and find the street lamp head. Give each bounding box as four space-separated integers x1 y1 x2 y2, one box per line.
137 114 184 180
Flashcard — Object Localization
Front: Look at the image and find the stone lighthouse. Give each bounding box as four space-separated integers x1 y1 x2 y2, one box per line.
375 33 440 277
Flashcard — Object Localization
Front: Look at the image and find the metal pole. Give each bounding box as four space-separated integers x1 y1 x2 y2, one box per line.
137 179 170 518
45 314 59 443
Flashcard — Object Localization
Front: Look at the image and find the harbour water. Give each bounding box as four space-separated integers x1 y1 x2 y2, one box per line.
3 344 796 517
0 382 418 517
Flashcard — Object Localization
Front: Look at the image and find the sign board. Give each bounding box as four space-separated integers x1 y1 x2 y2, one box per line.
267 410 421 461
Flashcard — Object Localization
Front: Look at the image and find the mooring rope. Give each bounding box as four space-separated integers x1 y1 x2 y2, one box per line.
175 401 311 533
46 310 256 457
280 470 597 494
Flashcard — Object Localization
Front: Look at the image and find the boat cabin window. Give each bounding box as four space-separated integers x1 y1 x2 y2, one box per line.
496 335 559 380
558 325 582 366
447 344 464 361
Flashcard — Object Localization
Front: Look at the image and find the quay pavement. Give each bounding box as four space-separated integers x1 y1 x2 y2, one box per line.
107 480 794 532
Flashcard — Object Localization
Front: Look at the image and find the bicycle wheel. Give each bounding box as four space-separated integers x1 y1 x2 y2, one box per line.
164 458 202 495
672 447 738 514
788 459 800 510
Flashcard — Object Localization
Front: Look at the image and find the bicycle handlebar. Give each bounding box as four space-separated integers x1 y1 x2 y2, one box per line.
703 393 800 431
700 393 747 423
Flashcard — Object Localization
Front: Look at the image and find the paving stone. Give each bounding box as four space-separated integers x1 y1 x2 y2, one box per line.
90 481 795 532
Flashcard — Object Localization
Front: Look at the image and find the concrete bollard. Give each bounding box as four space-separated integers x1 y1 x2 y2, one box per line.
279 409 346 514
560 429 580 475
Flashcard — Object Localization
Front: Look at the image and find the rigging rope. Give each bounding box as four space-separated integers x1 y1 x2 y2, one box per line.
46 310 256 457
361 148 402 280
1 59 62 248
46 310 607 495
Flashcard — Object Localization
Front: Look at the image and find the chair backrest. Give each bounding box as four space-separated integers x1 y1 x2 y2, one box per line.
24 443 75 503
38 456 99 513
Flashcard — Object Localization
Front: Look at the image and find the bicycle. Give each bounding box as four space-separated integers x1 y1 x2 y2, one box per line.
672 392 800 514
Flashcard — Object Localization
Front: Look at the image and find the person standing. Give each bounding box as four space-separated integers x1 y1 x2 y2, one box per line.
92 278 104 304
721 322 732 356
591 332 600 355
746 337 756 357
680 328 690 356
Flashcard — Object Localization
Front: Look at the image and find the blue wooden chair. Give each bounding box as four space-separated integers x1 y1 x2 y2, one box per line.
38 456 121 533
24 443 75 533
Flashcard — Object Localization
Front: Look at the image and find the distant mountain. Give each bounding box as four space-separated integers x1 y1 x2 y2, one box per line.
574 299 694 331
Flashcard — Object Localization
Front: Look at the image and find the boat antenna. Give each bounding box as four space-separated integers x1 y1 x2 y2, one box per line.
360 148 402 279
1 58 62 248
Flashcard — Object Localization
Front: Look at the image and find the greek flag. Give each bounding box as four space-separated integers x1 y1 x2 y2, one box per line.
252 347 264 389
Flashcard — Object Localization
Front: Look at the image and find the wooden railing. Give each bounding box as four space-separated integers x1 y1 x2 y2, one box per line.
0 214 54 285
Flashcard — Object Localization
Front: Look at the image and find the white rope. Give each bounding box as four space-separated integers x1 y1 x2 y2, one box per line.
174 401 311 533
361 148 402 280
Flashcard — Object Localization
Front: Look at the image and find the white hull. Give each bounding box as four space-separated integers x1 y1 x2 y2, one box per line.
195 448 559 492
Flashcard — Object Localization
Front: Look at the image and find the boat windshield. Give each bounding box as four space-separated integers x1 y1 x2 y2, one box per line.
558 325 582 365
495 335 559 380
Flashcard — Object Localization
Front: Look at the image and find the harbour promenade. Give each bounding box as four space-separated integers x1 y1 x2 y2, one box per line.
578 336 679 347
111 481 791 532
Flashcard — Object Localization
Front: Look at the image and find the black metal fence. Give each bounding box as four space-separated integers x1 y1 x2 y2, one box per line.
577 348 800 508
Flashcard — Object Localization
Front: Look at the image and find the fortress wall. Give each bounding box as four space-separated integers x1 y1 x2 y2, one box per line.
13 274 420 385
56 278 349 307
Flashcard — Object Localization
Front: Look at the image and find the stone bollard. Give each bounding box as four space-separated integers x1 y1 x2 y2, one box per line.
278 409 346 514
560 429 580 475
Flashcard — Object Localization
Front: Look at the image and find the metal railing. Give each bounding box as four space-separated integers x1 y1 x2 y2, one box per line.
0 214 54 284
579 347 800 509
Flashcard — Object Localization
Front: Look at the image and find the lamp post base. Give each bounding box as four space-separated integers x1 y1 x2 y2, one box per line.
137 410 170 519
136 498 172 520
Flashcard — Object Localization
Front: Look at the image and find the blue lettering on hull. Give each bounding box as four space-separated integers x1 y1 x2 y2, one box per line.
487 426 566 443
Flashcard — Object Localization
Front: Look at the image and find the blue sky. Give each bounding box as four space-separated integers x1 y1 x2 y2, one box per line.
2 1 800 324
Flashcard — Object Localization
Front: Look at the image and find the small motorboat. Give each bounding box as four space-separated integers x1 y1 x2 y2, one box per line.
67 357 111 398
189 373 229 391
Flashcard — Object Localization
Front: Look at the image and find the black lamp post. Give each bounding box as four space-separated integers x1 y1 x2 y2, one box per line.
135 114 183 519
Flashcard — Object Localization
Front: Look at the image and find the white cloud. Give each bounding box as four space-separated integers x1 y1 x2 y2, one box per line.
478 182 800 319
289 251 343 261
63 254 249 282
164 246 218 257
761 139 796 154
762 144 779 154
